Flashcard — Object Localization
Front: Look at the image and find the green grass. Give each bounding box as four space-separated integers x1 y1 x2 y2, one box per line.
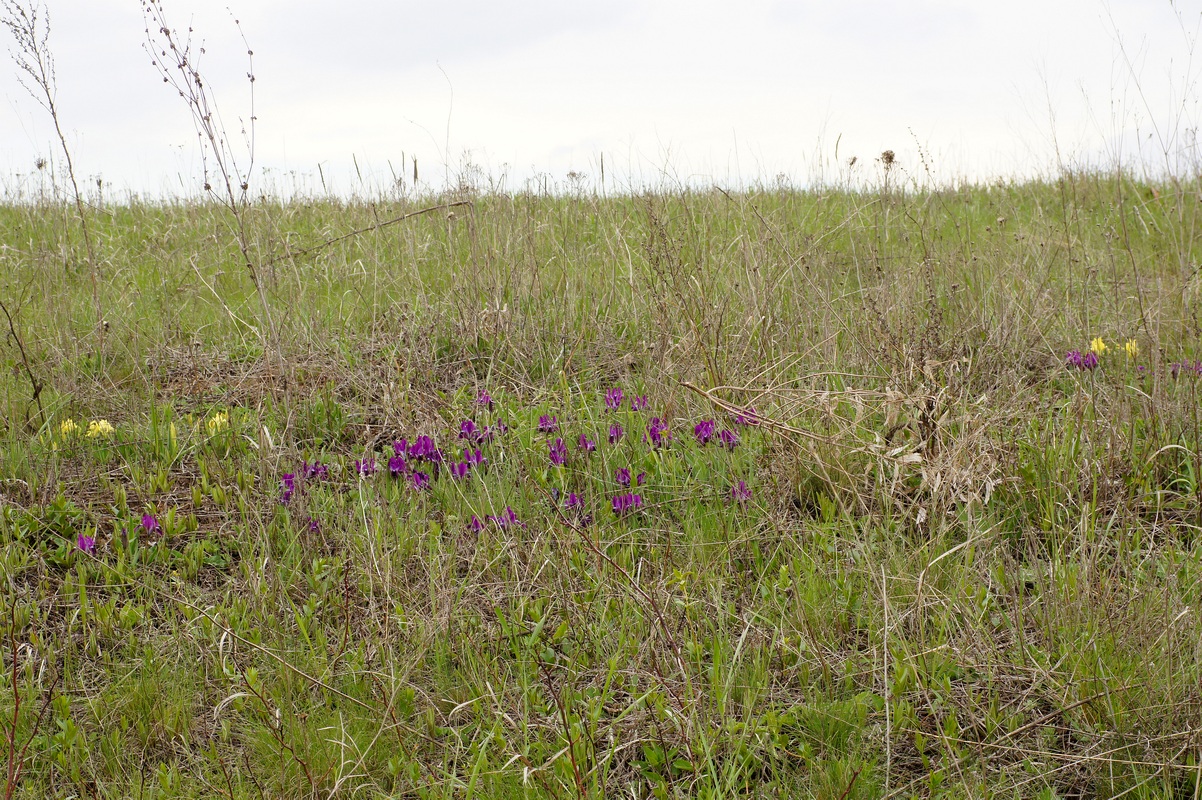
2 174 1202 798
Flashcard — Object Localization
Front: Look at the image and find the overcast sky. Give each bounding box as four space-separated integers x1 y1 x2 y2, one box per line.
1 0 1199 198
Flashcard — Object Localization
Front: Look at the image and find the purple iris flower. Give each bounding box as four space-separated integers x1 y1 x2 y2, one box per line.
733 408 761 427
538 415 559 434
477 391 493 409
280 473 297 504
630 395 649 412
388 455 407 476
730 481 752 505
493 420 509 435
608 424 624 444
611 493 643 516
605 388 624 412
564 493 591 525
694 419 716 445
718 429 739 450
355 458 377 476
636 471 646 486
408 435 442 462
615 467 631 487
305 516 321 533
578 434 596 453
459 420 479 440
464 448 486 466
549 438 567 466
450 461 472 480
409 471 431 490
469 515 486 532
77 533 96 554
393 439 409 456
1082 351 1099 370
646 418 670 448
488 506 524 529
1172 360 1202 378
141 514 161 536
304 460 329 481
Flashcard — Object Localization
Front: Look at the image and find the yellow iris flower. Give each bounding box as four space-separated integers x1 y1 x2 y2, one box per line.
86 419 114 438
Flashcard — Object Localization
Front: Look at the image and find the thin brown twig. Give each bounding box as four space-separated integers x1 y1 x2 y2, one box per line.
536 657 586 800
836 765 863 800
0 296 44 429
4 598 56 800
543 488 697 765
239 669 315 790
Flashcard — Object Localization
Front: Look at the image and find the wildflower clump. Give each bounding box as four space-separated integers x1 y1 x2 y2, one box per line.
302 460 329 481
730 480 752 505
141 514 162 537
1170 361 1202 379
611 493 643 516
646 417 670 448
486 507 524 529
733 407 761 427
280 473 297 505
182 386 763 620
1065 350 1099 371
86 419 114 438
60 419 80 438
563 492 592 526
206 411 229 434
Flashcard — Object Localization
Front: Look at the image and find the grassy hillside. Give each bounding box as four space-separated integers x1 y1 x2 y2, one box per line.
2 174 1202 798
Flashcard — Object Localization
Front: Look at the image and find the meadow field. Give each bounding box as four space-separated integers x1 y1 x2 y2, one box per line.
2 173 1202 798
